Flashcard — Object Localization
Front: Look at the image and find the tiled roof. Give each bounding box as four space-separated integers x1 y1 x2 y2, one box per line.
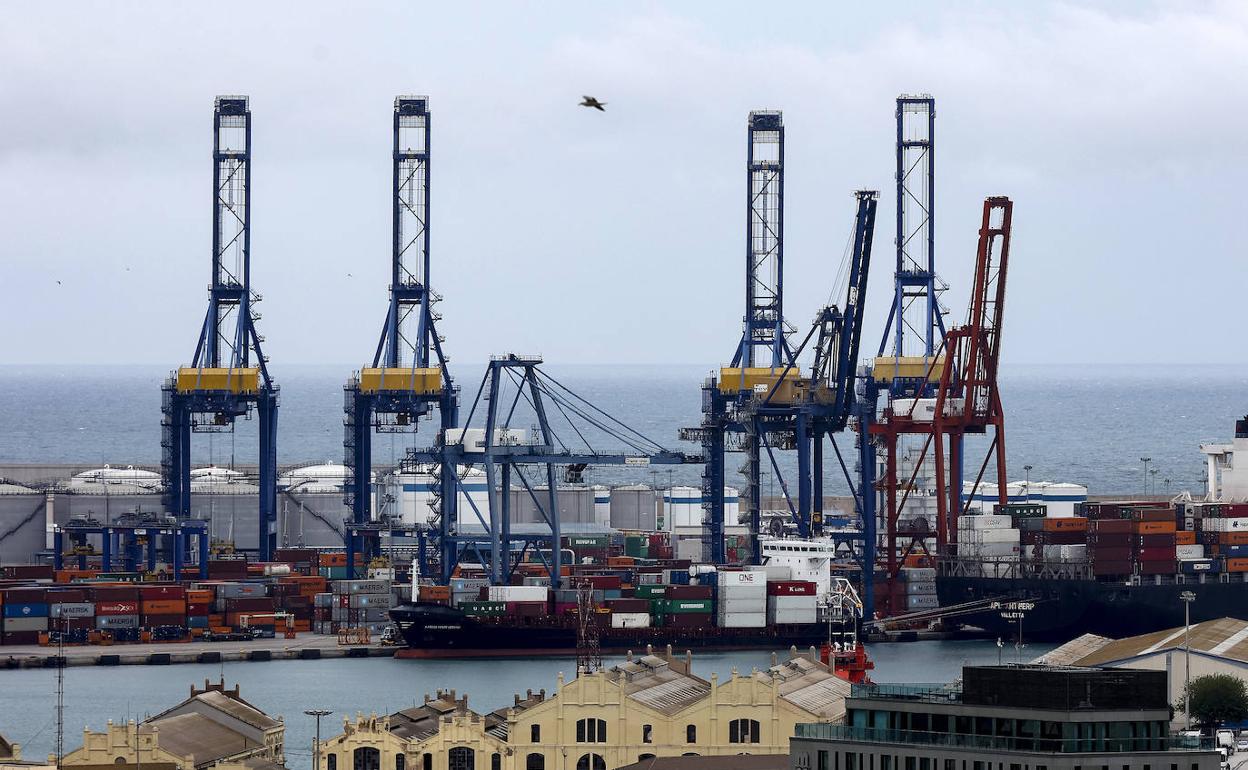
1035 617 1248 668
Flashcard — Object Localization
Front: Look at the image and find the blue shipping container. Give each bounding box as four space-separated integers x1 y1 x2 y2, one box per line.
3 602 49 618
1181 558 1220 574
186 615 209 628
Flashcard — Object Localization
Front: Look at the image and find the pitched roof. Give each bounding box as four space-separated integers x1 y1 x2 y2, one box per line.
148 713 251 765
761 654 852 720
146 684 280 732
603 655 712 715
1035 617 1248 668
616 755 789 770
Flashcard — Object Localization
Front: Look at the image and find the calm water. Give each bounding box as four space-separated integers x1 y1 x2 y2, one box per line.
0 638 1052 769
0 363 1244 495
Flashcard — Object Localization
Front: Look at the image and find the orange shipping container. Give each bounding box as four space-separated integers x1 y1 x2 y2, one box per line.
1219 532 1248 545
1042 517 1088 532
1226 558 1248 573
417 586 451 601
1133 521 1176 535
186 589 215 604
1175 531 1196 545
140 599 187 615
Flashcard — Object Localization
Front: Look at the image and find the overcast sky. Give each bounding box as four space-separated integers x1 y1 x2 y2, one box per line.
1 2 1244 367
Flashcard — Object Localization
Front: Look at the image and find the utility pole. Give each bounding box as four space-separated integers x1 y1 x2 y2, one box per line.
1181 591 1196 730
304 709 332 770
1140 457 1152 496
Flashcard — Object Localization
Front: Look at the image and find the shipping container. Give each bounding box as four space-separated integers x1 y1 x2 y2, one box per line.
95 601 139 616
332 579 391 595
610 612 650 628
766 580 816 596
2 616 48 632
3 602 48 618
96 614 140 629
667 585 712 600
141 599 187 615
50 602 94 618
486 585 547 603
717 612 766 628
664 599 713 614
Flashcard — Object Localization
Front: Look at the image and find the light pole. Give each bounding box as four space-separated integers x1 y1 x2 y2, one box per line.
1140 457 1152 497
1180 591 1196 730
305 709 332 770
1150 469 1159 497
1023 465 1033 487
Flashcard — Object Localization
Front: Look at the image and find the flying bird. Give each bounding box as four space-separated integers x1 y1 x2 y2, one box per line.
579 96 606 112
56 280 62 285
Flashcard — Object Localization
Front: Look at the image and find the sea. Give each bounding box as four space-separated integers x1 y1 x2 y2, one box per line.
1 639 1053 769
0 362 1245 496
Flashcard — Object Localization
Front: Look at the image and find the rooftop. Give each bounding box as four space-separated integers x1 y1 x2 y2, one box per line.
616 755 788 770
1037 617 1248 667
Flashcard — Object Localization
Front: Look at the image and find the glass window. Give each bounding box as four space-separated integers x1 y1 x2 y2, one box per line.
905 758 916 770
354 748 381 770
643 725 653 744
847 754 857 770
423 755 431 770
819 751 830 770
946 761 956 770
491 755 500 770
526 754 544 770
531 725 540 743
576 719 606 743
328 756 337 770
730 719 761 744
687 725 697 744
881 756 892 770
575 755 605 770
449 748 475 770
397 755 406 770
920 759 931 770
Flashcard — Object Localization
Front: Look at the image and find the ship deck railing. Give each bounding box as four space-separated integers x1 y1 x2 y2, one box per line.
939 557 1248 585
794 724 1215 754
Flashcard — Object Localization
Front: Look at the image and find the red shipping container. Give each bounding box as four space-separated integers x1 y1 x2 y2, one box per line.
3 588 49 603
141 599 187 615
47 589 88 603
95 601 139 615
62 617 95 631
1092 560 1134 576
141 613 186 626
138 585 186 600
767 580 817 596
1137 561 1173 575
667 585 713 600
1090 547 1133 562
586 575 622 590
1136 547 1177 562
1089 519 1134 534
1123 508 1174 522
505 602 546 617
2 565 54 580
1135 533 1177 548
91 586 139 602
605 599 650 612
186 602 211 616
1088 532 1133 547
2 631 40 645
225 597 275 612
1039 531 1087 545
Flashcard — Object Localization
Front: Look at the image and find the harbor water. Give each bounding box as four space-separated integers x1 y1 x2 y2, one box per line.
0 639 1054 770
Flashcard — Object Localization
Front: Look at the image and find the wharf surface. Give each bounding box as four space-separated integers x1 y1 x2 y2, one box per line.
0 634 397 669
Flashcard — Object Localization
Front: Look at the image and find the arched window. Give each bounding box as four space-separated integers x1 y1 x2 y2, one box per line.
396 755 406 770
642 725 653 744
576 718 607 743
328 754 338 770
422 754 432 770
531 724 541 743
526 753 545 770
491 754 500 770
575 754 605 770
729 718 761 744
639 755 656 763
449 748 475 770
354 747 381 770
686 725 697 744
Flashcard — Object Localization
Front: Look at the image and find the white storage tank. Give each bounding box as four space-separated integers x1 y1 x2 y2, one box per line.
279 463 354 491
389 464 489 526
70 465 160 490
610 484 657 530
508 486 595 524
592 485 611 526
662 486 702 530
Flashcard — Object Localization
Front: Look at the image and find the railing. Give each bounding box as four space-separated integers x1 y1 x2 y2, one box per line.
849 683 963 703
793 724 1214 754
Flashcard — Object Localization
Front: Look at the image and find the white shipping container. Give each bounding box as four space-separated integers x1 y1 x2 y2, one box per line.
900 567 936 581
1056 544 1088 561
718 597 766 614
718 612 766 628
610 612 651 629
1202 517 1248 533
958 542 1021 558
958 514 1013 530
718 570 766 587
749 564 793 581
486 585 548 602
50 602 95 618
905 580 937 595
1177 544 1205 559
718 584 767 600
333 580 391 595
959 528 1020 544
766 595 818 611
906 594 940 610
769 609 818 624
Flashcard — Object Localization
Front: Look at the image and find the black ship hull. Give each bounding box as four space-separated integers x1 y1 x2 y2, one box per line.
936 575 1248 640
390 603 832 658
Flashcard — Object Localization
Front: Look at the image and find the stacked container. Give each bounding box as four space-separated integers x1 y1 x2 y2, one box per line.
2 587 49 645
331 578 393 634
957 513 1020 575
664 585 713 629
898 567 937 611
716 570 765 628
766 580 817 623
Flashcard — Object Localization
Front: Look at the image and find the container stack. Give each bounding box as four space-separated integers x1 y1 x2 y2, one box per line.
1194 502 1248 572
2 587 49 645
139 584 187 635
956 513 1020 575
898 566 937 611
1125 506 1177 575
93 585 140 640
663 585 713 629
766 580 817 623
716 570 765 628
330 578 394 635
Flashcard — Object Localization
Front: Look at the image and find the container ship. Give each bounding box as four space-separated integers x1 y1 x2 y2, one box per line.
930 497 1248 640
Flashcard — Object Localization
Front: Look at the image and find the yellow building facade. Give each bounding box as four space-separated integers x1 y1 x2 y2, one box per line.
321 648 848 770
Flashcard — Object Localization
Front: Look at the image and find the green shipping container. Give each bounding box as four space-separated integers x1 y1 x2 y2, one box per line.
565 535 609 549
664 599 712 614
624 536 648 558
459 601 506 616
634 585 668 599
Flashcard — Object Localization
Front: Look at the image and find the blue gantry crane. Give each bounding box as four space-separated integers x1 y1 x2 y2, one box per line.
682 110 880 566
343 96 458 570
161 96 279 560
402 355 699 585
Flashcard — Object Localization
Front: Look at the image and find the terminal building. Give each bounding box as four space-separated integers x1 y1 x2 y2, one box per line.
789 666 1217 770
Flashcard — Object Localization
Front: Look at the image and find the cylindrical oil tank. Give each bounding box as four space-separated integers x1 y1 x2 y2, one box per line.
610 484 657 531
70 465 161 490
0 483 46 564
189 483 261 549
278 491 350 548
593 485 611 526
663 486 702 530
508 486 594 524
389 465 488 526
723 486 740 525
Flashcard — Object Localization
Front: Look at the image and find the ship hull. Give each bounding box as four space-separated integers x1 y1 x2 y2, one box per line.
390 602 831 658
936 575 1248 640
